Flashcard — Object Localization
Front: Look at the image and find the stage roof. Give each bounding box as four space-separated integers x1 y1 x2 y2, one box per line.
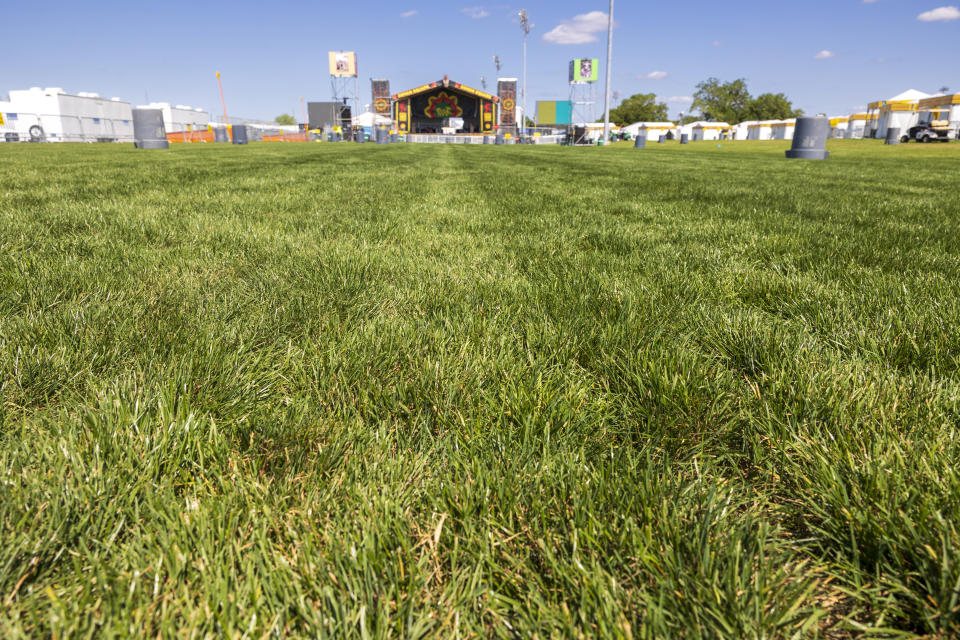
393 76 498 102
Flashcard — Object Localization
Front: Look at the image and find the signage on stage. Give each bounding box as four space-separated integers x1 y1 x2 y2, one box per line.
498 79 517 127
371 79 391 115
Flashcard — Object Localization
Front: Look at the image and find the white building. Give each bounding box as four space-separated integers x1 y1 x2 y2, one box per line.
138 102 209 135
690 121 731 141
2 87 134 142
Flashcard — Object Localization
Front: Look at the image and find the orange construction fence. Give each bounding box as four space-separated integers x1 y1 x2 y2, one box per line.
261 133 309 142
167 130 216 143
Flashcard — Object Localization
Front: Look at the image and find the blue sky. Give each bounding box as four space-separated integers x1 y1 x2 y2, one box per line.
6 1 959 120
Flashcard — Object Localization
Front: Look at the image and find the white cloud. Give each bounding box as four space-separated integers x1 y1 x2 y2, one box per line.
543 11 609 44
664 96 693 103
400 9 417 17
645 71 668 80
712 40 722 47
917 6 960 21
815 50 835 59
461 6 489 18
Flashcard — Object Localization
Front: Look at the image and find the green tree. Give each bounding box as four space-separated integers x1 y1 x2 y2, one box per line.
746 93 803 121
605 93 668 126
274 114 296 125
691 78 752 124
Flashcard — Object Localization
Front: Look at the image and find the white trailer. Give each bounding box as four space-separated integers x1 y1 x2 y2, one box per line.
139 102 210 134
5 87 134 142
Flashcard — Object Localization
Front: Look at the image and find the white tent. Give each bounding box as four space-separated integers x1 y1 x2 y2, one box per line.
847 113 874 139
828 116 848 139
770 119 796 140
640 122 677 140
747 120 776 140
732 121 755 140
875 89 932 138
689 121 730 141
916 94 960 137
622 121 676 140
889 89 932 102
352 111 391 128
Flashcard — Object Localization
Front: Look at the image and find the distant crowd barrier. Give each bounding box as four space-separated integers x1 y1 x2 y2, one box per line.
404 133 562 145
164 129 309 143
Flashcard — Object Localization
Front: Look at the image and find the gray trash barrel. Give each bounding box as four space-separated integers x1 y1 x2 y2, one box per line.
132 108 168 149
495 132 505 145
232 125 248 145
214 128 228 142
785 117 830 160
680 133 689 145
658 135 666 143
885 127 901 145
634 135 646 149
483 135 492 144
391 133 399 143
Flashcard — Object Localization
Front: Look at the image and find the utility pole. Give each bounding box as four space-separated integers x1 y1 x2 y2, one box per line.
602 0 614 145
518 10 531 140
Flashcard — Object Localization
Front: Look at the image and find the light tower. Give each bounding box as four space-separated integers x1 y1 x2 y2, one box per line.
601 0 614 145
518 10 532 139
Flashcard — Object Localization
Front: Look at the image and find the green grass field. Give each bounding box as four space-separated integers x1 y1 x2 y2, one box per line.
2 139 960 638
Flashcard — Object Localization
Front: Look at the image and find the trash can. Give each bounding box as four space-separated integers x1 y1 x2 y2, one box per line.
232 124 248 145
132 108 169 149
785 117 829 160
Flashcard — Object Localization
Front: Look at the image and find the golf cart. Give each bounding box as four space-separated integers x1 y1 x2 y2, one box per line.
901 121 952 143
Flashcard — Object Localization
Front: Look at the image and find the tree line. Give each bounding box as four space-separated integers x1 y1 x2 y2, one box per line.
604 78 803 126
